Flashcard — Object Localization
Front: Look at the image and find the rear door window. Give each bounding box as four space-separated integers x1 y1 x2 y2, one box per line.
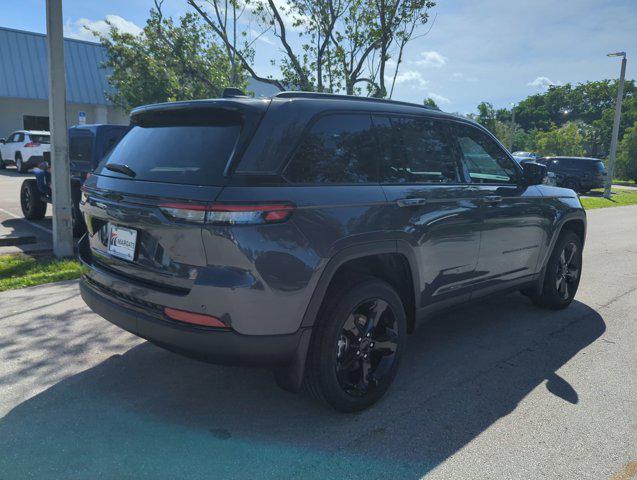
376 116 460 184
452 123 518 184
29 134 50 144
98 117 241 186
284 114 378 184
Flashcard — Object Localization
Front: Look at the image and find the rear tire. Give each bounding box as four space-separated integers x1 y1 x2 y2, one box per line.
531 231 582 310
0 152 5 169
20 179 47 220
304 277 406 412
563 178 579 193
16 153 27 173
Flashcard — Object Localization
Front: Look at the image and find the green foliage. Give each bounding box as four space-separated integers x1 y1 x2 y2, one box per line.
0 255 82 292
616 121 637 181
512 80 637 157
534 122 586 156
94 9 247 111
423 97 439 109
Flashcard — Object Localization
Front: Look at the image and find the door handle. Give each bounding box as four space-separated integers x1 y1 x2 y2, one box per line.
397 198 427 207
482 195 503 204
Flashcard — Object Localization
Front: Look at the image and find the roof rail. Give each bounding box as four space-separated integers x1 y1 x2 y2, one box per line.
222 87 249 98
273 91 440 111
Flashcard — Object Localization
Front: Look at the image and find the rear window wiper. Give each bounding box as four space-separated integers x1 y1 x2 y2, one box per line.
105 163 136 178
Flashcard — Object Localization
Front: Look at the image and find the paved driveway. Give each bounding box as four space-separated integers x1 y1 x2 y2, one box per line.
0 207 635 480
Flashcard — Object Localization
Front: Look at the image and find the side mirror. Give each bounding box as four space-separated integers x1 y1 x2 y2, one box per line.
0 138 5 144
521 161 547 186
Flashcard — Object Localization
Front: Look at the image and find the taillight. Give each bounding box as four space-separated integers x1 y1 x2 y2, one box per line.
206 203 295 225
158 202 295 225
24 142 40 148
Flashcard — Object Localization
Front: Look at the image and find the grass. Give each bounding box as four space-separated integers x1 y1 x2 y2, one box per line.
0 254 82 292
580 188 637 210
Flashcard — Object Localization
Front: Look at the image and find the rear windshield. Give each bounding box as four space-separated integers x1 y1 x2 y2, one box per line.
97 119 240 185
69 132 94 162
593 161 606 172
30 134 50 144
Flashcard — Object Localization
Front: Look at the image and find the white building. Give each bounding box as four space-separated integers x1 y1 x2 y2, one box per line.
0 26 129 138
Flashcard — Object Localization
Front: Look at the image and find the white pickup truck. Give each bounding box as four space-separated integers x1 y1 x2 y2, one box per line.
0 130 51 173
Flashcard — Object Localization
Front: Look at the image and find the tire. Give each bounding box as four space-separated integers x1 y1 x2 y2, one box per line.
16 153 27 173
72 201 86 237
563 178 579 193
531 231 582 310
20 179 47 220
304 277 407 412
0 152 5 170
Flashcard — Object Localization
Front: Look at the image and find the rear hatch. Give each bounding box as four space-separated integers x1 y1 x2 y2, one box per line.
81 100 266 291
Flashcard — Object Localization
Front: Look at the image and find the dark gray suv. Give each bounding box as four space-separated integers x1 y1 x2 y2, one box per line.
79 92 586 412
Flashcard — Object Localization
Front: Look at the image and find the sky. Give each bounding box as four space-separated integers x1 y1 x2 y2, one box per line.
2 0 636 114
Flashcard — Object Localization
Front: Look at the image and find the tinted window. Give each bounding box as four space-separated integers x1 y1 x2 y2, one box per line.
98 123 240 185
453 124 518 184
285 114 378 184
376 116 459 183
593 161 606 173
69 132 94 161
29 134 50 144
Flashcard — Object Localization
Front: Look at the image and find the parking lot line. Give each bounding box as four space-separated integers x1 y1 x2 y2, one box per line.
0 206 53 235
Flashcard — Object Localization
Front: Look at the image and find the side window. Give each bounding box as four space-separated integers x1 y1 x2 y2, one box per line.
16 133 25 143
453 124 518 184
377 116 460 184
284 114 378 184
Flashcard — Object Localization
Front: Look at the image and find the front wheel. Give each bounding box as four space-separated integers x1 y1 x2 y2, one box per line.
16 154 27 173
0 152 5 169
531 231 582 309
20 179 47 220
304 277 406 412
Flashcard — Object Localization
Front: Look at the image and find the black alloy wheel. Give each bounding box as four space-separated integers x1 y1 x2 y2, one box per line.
531 230 582 309
335 298 399 397
304 277 406 412
554 241 580 301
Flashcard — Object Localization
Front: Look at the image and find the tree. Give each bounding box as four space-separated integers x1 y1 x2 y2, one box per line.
534 122 586 157
616 121 637 181
474 101 496 132
423 97 438 109
94 6 246 111
188 0 436 96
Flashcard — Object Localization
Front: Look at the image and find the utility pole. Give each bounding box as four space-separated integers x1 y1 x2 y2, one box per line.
604 51 627 199
46 0 74 257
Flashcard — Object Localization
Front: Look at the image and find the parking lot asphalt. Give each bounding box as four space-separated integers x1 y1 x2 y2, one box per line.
0 184 635 479
0 168 53 254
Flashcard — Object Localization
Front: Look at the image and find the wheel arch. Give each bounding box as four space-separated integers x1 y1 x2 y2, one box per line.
300 240 420 333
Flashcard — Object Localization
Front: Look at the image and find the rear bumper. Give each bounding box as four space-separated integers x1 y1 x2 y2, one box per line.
80 277 308 367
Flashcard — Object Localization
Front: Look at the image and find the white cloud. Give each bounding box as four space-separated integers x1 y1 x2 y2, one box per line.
65 15 142 41
527 76 560 90
450 72 478 82
427 92 451 105
390 70 429 87
413 51 448 68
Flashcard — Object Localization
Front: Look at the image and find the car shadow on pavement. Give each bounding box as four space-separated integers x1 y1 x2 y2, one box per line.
0 294 605 479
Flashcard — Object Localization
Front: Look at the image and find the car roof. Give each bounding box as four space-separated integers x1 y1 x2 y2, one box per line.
130 91 476 126
542 156 602 161
13 130 50 135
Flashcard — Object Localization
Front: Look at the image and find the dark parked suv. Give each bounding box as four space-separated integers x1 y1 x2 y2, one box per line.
79 92 586 412
538 156 607 193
